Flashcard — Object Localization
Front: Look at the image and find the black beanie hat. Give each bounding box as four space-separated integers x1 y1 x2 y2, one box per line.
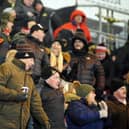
30 24 48 34
41 65 61 80
111 78 127 93
15 52 35 59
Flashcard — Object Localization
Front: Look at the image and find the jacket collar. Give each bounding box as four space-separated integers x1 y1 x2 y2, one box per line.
108 95 129 105
27 35 42 46
12 58 26 70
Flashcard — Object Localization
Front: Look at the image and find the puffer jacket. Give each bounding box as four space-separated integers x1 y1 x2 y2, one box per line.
65 98 104 129
68 53 105 90
0 59 49 129
40 81 66 129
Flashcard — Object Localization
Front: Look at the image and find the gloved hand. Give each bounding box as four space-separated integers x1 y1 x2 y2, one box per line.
98 101 108 118
15 92 28 102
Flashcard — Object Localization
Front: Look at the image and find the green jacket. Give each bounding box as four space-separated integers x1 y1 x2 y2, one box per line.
0 59 49 129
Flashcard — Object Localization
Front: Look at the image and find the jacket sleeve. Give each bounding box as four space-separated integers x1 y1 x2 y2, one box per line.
0 64 19 101
67 101 100 126
30 86 49 126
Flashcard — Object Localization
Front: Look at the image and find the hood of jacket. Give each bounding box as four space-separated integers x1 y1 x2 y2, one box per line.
70 10 86 23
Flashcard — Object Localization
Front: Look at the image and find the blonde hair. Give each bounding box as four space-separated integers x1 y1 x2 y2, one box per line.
50 41 63 72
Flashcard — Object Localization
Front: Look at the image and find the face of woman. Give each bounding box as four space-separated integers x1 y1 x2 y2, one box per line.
74 15 83 24
86 91 97 105
51 41 62 56
74 39 84 50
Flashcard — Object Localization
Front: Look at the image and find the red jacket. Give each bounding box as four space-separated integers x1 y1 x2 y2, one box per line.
54 10 92 43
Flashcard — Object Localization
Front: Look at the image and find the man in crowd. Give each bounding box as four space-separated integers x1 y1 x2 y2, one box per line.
0 49 51 129
34 65 66 129
106 78 129 129
67 31 105 100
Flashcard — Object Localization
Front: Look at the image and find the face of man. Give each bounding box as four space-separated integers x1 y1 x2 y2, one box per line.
114 86 127 100
46 72 61 89
21 58 34 71
37 30 46 42
74 39 84 50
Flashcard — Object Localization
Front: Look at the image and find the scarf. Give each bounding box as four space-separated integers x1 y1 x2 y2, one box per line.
50 51 63 72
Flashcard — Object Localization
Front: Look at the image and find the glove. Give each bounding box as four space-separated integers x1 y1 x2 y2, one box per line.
15 92 28 102
44 121 51 129
98 101 108 118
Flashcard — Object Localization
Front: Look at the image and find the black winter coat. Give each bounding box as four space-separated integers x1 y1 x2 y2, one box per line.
34 81 66 129
68 53 105 90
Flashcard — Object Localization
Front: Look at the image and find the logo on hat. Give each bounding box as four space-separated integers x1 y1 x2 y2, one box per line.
37 24 43 29
25 53 29 57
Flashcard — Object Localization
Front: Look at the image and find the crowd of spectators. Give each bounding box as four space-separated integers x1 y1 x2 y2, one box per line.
0 0 129 129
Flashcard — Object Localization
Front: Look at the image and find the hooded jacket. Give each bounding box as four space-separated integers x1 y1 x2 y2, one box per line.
54 10 92 42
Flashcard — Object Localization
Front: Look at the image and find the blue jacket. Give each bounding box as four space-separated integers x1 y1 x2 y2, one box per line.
65 98 104 129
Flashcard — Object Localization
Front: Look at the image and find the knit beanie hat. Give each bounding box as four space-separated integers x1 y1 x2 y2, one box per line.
75 84 95 98
30 24 48 34
15 52 35 59
95 46 107 53
111 78 127 93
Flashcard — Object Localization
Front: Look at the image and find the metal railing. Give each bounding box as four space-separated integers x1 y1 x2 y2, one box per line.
76 0 129 49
